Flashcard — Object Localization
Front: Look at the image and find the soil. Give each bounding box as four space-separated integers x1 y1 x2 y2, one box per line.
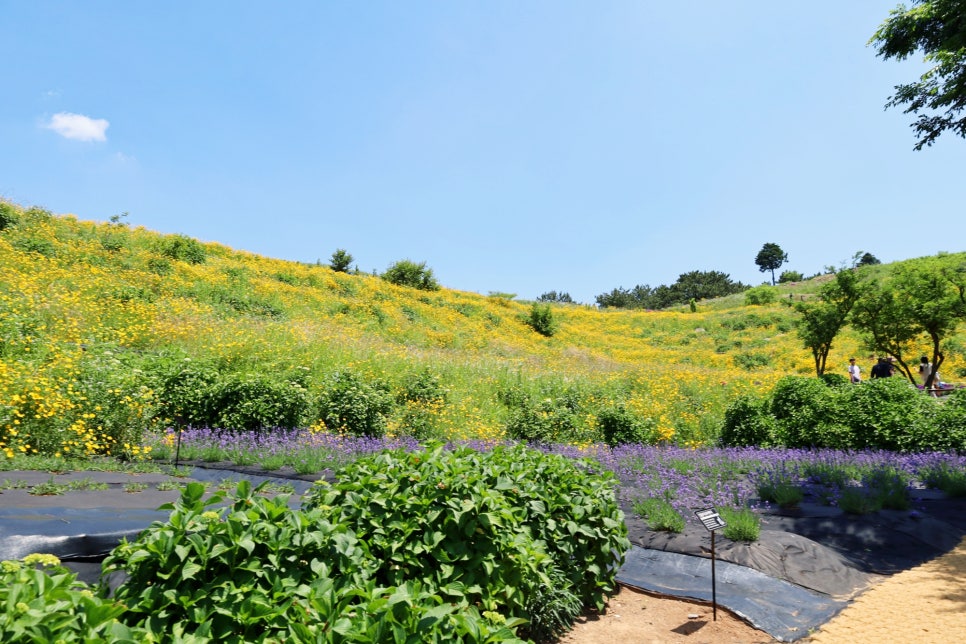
561 585 775 643
562 535 966 643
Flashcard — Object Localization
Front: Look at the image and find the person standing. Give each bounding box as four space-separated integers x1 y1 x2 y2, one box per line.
848 358 861 383
919 356 933 387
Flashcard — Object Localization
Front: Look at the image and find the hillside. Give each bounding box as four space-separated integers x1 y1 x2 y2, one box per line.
1 199 963 458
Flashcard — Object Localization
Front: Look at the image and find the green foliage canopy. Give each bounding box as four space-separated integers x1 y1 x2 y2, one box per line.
870 0 966 150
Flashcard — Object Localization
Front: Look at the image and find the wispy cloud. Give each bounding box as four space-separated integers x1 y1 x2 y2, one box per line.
45 112 109 142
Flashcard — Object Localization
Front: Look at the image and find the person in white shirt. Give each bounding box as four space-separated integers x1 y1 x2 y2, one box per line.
848 357 861 383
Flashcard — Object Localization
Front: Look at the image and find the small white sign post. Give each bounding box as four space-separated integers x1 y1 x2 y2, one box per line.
694 508 727 621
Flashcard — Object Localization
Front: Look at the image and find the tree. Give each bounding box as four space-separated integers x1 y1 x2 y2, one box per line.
755 243 789 285
851 258 966 386
329 249 353 273
537 291 574 303
857 252 881 267
870 0 966 150
779 270 804 283
795 270 864 376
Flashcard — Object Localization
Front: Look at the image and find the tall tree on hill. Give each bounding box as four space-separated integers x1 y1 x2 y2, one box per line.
795 269 864 376
870 0 966 150
755 243 789 285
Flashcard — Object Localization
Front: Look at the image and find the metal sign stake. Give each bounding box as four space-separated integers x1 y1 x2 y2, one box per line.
695 507 727 621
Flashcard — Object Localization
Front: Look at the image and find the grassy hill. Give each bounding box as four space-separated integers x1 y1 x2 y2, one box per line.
1 199 963 459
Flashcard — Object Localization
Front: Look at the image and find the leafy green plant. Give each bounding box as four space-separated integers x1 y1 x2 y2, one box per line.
303 444 629 635
318 370 394 437
837 486 883 514
525 302 558 337
744 285 778 305
755 466 804 508
0 200 19 230
719 506 760 542
205 373 311 431
596 401 656 446
155 233 207 264
381 259 440 291
720 394 778 447
862 466 911 510
632 496 686 533
919 462 966 497
29 477 69 496
0 554 149 642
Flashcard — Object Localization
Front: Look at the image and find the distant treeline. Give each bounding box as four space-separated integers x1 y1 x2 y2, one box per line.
595 270 749 309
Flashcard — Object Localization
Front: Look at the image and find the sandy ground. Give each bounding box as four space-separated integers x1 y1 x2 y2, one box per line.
562 536 966 644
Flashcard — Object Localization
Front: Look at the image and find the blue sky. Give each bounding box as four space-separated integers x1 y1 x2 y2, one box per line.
1 2 963 304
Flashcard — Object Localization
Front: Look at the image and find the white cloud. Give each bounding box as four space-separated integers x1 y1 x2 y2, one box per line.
45 112 109 142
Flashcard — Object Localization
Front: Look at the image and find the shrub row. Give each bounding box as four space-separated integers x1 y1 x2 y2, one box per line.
721 376 966 452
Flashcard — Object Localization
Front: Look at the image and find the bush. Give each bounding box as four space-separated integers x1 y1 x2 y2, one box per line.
502 387 592 445
104 480 522 643
744 285 779 305
381 259 440 291
597 401 656 446
302 444 629 638
720 394 778 447
0 201 19 231
919 388 966 452
525 302 557 337
318 370 394 437
770 376 836 447
778 270 804 283
155 234 207 264
820 372 851 387
205 373 311 431
838 378 933 451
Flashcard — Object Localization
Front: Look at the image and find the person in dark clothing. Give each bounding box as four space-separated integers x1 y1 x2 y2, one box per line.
870 357 894 378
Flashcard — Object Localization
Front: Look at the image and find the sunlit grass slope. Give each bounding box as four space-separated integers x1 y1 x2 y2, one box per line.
1 200 963 458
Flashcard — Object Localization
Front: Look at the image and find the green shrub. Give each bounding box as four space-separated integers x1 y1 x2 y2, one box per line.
12 236 56 257
838 378 933 451
0 201 18 230
732 351 771 369
156 234 207 264
755 465 804 508
744 285 778 305
719 394 778 447
719 506 761 542
104 480 523 643
398 368 447 405
919 388 966 452
863 466 911 510
770 376 836 447
525 302 557 337
820 372 850 387
151 357 222 427
503 389 592 445
837 486 883 514
318 370 394 437
205 373 311 431
0 554 149 642
303 444 629 635
381 259 440 291
597 401 656 446
632 496 685 533
919 462 966 497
